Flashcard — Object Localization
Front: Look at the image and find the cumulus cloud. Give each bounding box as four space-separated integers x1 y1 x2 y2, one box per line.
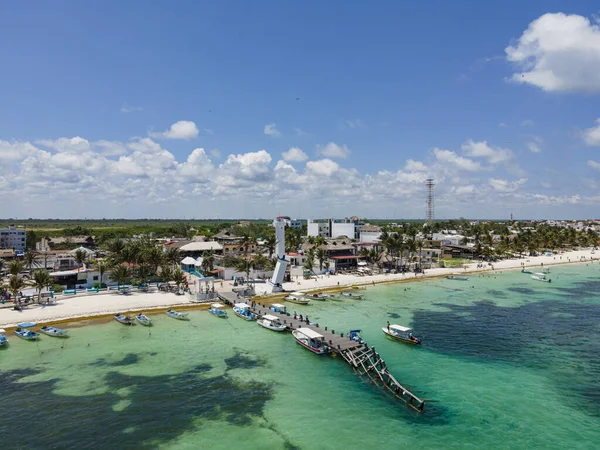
306 159 339 177
120 104 143 114
526 136 543 153
317 142 351 159
461 140 513 164
264 123 280 136
489 178 528 193
521 119 535 127
433 148 482 172
152 120 199 139
505 13 600 92
282 147 308 162
582 118 600 146
587 160 600 171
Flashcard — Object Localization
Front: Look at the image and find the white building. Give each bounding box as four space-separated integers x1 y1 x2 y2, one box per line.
0 225 26 251
433 233 465 246
331 219 359 239
307 219 331 238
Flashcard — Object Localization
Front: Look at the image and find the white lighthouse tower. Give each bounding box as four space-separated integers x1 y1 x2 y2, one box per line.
269 216 289 292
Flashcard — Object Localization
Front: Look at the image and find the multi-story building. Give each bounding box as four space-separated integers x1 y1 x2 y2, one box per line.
308 218 365 239
307 219 332 238
0 225 26 251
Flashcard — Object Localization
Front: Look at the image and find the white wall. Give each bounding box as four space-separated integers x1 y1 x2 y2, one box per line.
331 222 356 239
359 231 382 242
307 220 330 237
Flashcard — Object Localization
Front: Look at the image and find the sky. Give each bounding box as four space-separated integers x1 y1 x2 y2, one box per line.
1 1 600 220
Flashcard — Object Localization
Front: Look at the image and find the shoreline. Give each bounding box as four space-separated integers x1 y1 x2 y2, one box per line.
0 248 595 330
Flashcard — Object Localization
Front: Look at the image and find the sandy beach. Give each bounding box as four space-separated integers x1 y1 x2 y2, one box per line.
1 248 596 329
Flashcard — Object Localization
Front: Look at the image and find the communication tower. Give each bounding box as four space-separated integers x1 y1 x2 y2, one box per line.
426 178 435 225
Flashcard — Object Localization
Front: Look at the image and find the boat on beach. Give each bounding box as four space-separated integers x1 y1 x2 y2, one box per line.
208 303 227 318
39 326 69 337
445 274 469 281
233 303 256 321
257 314 287 332
114 314 134 325
531 273 551 282
339 291 363 299
0 329 8 347
304 292 330 300
135 313 152 326
269 303 287 314
14 327 40 341
284 292 310 305
382 324 421 345
166 309 189 320
292 327 330 354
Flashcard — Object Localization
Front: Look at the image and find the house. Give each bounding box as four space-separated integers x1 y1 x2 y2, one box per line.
178 241 224 255
0 225 26 251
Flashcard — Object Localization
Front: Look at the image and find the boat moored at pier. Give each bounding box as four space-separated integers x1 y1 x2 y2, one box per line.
233 303 256 321
209 303 227 317
269 303 287 314
382 324 421 345
257 314 287 331
292 327 330 354
284 292 310 305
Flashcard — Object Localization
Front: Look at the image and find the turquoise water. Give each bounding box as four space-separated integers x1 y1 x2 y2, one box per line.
1 263 600 449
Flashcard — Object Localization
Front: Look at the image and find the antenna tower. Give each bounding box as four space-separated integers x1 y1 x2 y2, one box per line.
426 178 435 225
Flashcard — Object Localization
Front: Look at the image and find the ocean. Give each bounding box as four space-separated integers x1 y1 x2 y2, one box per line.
1 262 599 449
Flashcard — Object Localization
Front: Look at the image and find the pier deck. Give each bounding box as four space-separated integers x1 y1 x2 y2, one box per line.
218 291 425 411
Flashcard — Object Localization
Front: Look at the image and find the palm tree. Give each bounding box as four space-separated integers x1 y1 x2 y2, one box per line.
201 251 215 274
316 247 328 272
263 235 277 259
303 249 315 274
74 248 88 268
164 246 180 269
109 264 131 288
33 269 52 303
0 259 5 274
96 261 107 287
7 260 24 276
8 275 25 301
24 250 39 272
172 268 186 293
159 265 173 283
235 258 252 282
252 253 268 271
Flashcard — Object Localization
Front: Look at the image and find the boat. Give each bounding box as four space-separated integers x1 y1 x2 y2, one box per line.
257 314 287 332
445 275 469 281
135 313 152 326
269 303 287 314
382 324 421 345
166 309 189 320
14 327 40 340
292 327 330 354
339 291 363 299
348 329 366 344
0 329 8 347
208 303 227 318
283 292 310 305
531 273 551 282
304 292 330 301
16 322 37 328
39 326 69 337
233 303 256 321
114 314 134 325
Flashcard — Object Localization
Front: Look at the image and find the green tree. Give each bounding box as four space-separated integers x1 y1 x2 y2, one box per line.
8 274 25 300
262 234 277 258
96 261 107 287
109 264 131 288
7 260 24 276
316 247 328 271
33 269 52 303
201 251 215 274
26 230 37 250
74 248 89 267
172 268 186 292
164 246 180 269
24 249 39 272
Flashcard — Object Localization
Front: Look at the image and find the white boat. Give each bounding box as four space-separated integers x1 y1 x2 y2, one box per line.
233 303 256 321
531 273 551 282
39 325 69 337
114 314 134 325
339 291 363 299
0 329 8 347
257 314 287 332
446 274 469 281
284 292 310 305
135 313 152 326
304 292 330 301
269 303 287 314
382 324 421 345
292 327 330 354
208 303 227 317
166 309 189 320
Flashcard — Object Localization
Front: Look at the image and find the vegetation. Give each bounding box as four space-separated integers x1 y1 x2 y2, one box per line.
32 269 53 303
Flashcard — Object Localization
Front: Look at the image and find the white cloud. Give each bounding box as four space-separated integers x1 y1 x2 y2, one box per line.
264 123 280 136
521 119 535 127
404 159 429 172
0 140 38 161
152 120 199 139
210 149 221 158
587 160 600 171
317 142 351 159
433 148 482 172
505 13 600 92
120 104 143 114
306 159 339 177
454 185 475 195
489 178 528 193
282 147 308 162
526 136 543 153
582 118 600 146
94 140 128 156
461 140 513 164
294 128 308 137
341 119 365 129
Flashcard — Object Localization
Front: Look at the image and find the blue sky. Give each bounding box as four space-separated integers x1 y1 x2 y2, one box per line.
1 1 600 219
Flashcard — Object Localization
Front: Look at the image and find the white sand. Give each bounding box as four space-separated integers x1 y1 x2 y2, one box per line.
1 248 596 328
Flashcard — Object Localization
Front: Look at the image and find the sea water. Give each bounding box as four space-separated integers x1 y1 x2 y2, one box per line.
1 263 599 449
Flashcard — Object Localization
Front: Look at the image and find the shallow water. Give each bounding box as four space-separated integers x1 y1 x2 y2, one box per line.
1 263 599 449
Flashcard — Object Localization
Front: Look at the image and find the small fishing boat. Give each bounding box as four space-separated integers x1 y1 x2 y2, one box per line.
233 303 256 321
445 274 469 281
304 292 329 301
292 328 330 354
284 292 310 305
269 303 287 314
348 329 366 344
521 269 532 274
39 325 69 337
166 309 189 320
135 313 152 326
382 324 421 345
14 327 40 341
208 303 227 318
257 314 287 332
0 329 8 347
531 273 551 282
114 314 134 325
339 291 363 299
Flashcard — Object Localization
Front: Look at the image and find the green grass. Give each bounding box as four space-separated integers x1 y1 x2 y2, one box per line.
442 258 471 268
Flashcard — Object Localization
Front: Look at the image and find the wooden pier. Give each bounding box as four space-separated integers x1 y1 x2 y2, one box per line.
218 291 425 412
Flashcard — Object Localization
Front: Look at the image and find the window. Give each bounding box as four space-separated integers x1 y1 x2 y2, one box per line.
93 276 99 281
